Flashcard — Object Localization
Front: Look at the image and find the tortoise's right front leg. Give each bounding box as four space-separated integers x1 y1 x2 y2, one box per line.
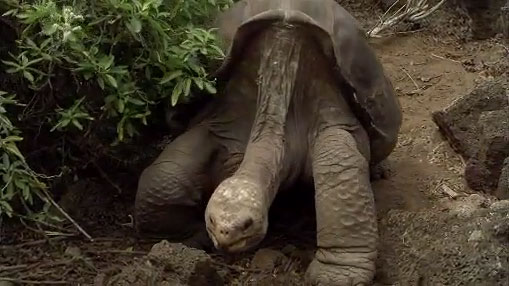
306 126 378 286
134 125 218 246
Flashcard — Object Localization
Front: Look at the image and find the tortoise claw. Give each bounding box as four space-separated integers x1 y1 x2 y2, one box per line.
305 258 374 286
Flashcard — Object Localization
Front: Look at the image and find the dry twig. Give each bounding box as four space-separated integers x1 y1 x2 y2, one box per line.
430 53 461 63
41 189 94 242
0 264 29 273
0 237 69 250
0 277 69 285
401 67 420 89
93 161 123 194
367 0 446 38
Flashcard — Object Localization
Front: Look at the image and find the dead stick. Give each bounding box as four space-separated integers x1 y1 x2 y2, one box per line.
430 53 461 63
401 67 419 89
0 277 68 285
0 265 29 273
93 161 123 194
42 190 94 242
86 250 148 255
0 237 69 250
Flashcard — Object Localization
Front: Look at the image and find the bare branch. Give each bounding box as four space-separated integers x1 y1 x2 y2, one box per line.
367 0 446 38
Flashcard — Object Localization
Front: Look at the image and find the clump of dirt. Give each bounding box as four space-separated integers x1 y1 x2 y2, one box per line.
97 240 224 286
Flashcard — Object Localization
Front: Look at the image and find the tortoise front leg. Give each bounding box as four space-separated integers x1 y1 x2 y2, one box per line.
134 125 218 248
306 126 378 286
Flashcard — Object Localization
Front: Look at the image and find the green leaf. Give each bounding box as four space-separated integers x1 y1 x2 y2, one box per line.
105 74 118 88
128 17 142 34
2 136 23 143
2 9 18 17
0 200 13 217
193 77 204 90
204 81 217 94
2 153 9 169
71 119 83 130
1 60 21 68
127 97 145 106
97 77 105 90
14 178 26 192
183 78 192 97
99 55 114 70
116 99 125 113
42 23 58 35
171 81 184 106
160 70 183 85
4 143 24 161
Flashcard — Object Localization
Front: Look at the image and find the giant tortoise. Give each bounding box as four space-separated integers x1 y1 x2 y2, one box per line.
134 0 403 285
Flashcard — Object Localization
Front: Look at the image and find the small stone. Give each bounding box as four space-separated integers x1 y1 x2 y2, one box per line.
251 248 286 270
468 230 484 242
281 244 297 255
64 246 82 258
448 194 489 218
490 200 509 211
288 249 315 267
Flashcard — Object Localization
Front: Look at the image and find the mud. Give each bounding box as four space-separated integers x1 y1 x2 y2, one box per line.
1 1 509 286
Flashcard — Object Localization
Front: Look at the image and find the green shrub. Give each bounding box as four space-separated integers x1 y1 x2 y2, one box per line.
0 90 46 218
0 0 233 220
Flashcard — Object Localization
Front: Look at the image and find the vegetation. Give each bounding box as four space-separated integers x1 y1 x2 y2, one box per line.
0 0 232 221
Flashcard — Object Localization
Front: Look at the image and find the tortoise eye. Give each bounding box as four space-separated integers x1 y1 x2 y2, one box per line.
241 218 253 231
209 216 215 226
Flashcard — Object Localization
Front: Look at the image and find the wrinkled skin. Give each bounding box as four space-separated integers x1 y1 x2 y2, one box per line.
135 23 378 286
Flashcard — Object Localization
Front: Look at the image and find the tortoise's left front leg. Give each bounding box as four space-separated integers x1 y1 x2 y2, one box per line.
306 126 377 286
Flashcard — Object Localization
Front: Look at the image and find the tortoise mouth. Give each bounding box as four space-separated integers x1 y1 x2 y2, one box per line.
207 228 265 253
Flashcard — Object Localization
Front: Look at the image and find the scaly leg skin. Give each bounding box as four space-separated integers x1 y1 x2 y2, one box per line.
306 127 378 286
134 125 217 249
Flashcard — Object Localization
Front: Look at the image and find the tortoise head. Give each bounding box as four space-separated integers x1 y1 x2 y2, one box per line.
205 177 268 253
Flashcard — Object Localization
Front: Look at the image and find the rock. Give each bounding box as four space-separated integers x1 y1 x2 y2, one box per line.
464 109 509 194
490 199 509 210
451 0 507 39
496 157 509 199
377 199 509 285
447 194 490 219
101 241 224 286
251 248 286 271
502 2 509 37
432 79 509 197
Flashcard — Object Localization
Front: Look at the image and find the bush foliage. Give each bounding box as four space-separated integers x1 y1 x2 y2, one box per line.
0 0 232 219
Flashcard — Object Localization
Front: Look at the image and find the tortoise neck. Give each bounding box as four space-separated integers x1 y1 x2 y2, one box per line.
235 24 304 204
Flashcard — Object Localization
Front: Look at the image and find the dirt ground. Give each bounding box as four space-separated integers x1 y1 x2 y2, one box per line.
1 2 508 286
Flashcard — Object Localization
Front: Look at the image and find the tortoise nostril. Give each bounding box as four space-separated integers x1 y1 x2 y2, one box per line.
241 217 253 231
220 229 229 235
